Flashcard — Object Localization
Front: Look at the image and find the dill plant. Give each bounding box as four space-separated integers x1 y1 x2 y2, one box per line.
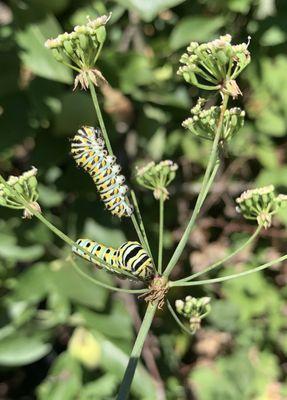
1 16 287 400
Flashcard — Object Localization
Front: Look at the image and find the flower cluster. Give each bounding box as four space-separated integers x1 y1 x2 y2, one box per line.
182 97 245 141
236 185 287 229
135 160 178 201
0 167 41 219
177 34 251 97
175 296 211 334
45 14 111 90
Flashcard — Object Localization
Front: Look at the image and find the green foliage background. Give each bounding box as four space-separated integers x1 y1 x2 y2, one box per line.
0 0 287 398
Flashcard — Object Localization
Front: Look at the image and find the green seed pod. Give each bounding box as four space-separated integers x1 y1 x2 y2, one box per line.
51 48 64 62
63 40 75 57
78 33 89 51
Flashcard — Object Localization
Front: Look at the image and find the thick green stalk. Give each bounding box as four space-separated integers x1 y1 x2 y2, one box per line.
158 195 164 274
170 253 287 287
177 226 262 283
117 301 158 400
88 79 113 155
163 94 229 278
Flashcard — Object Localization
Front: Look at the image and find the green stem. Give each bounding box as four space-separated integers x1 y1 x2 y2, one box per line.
170 253 287 287
70 257 147 294
158 195 164 274
117 301 158 400
167 300 193 336
130 190 153 261
163 94 229 278
88 79 113 155
177 225 262 283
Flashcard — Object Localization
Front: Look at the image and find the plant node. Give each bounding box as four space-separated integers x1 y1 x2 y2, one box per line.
139 275 169 309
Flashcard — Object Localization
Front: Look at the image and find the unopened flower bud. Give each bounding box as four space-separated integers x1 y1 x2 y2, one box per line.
0 167 41 219
175 295 211 334
44 15 110 90
178 34 250 95
135 160 178 201
182 98 245 141
236 185 286 229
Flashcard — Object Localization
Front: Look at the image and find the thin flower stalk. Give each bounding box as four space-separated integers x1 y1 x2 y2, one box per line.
158 193 164 274
170 253 287 287
70 257 148 294
177 225 262 283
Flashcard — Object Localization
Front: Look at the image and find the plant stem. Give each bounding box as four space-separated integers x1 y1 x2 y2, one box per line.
170 253 287 287
177 225 262 283
158 194 164 274
70 257 147 294
163 96 229 278
117 301 158 400
130 190 153 260
88 79 113 155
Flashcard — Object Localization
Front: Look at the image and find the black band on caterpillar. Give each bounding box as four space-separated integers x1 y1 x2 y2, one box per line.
72 239 155 281
71 126 133 218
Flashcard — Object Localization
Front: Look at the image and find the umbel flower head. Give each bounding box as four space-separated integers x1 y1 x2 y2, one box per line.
45 14 111 90
135 160 178 201
182 97 245 141
175 296 211 334
178 34 251 98
0 167 41 219
236 185 287 229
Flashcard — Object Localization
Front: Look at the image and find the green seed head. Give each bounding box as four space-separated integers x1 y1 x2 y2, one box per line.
135 160 178 201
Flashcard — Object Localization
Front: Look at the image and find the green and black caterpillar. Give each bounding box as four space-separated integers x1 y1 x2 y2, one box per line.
71 126 133 218
72 239 155 281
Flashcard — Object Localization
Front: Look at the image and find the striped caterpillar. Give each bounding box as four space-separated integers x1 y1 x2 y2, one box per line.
72 239 155 281
71 126 133 218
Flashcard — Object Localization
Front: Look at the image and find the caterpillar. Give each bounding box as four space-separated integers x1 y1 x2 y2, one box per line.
72 239 155 281
71 126 133 218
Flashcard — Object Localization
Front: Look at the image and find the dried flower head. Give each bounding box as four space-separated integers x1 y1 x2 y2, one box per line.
175 296 211 334
178 34 251 97
182 98 245 141
0 167 41 219
45 14 111 90
236 185 287 229
135 160 178 201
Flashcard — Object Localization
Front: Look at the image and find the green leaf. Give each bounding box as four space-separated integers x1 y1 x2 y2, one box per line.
39 184 65 207
50 259 108 310
0 334 51 366
79 374 118 400
0 243 44 262
260 26 286 46
8 263 51 304
37 352 82 400
83 219 126 248
113 0 185 22
77 301 133 341
16 14 73 84
94 333 157 399
170 16 225 50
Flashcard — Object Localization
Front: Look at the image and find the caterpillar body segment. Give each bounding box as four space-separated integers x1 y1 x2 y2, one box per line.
72 239 155 281
71 126 133 218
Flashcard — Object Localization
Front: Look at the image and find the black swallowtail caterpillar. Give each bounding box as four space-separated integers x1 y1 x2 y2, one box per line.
71 126 133 218
72 239 155 281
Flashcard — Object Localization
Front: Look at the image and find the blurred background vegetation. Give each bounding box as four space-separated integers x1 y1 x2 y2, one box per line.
1 0 287 399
